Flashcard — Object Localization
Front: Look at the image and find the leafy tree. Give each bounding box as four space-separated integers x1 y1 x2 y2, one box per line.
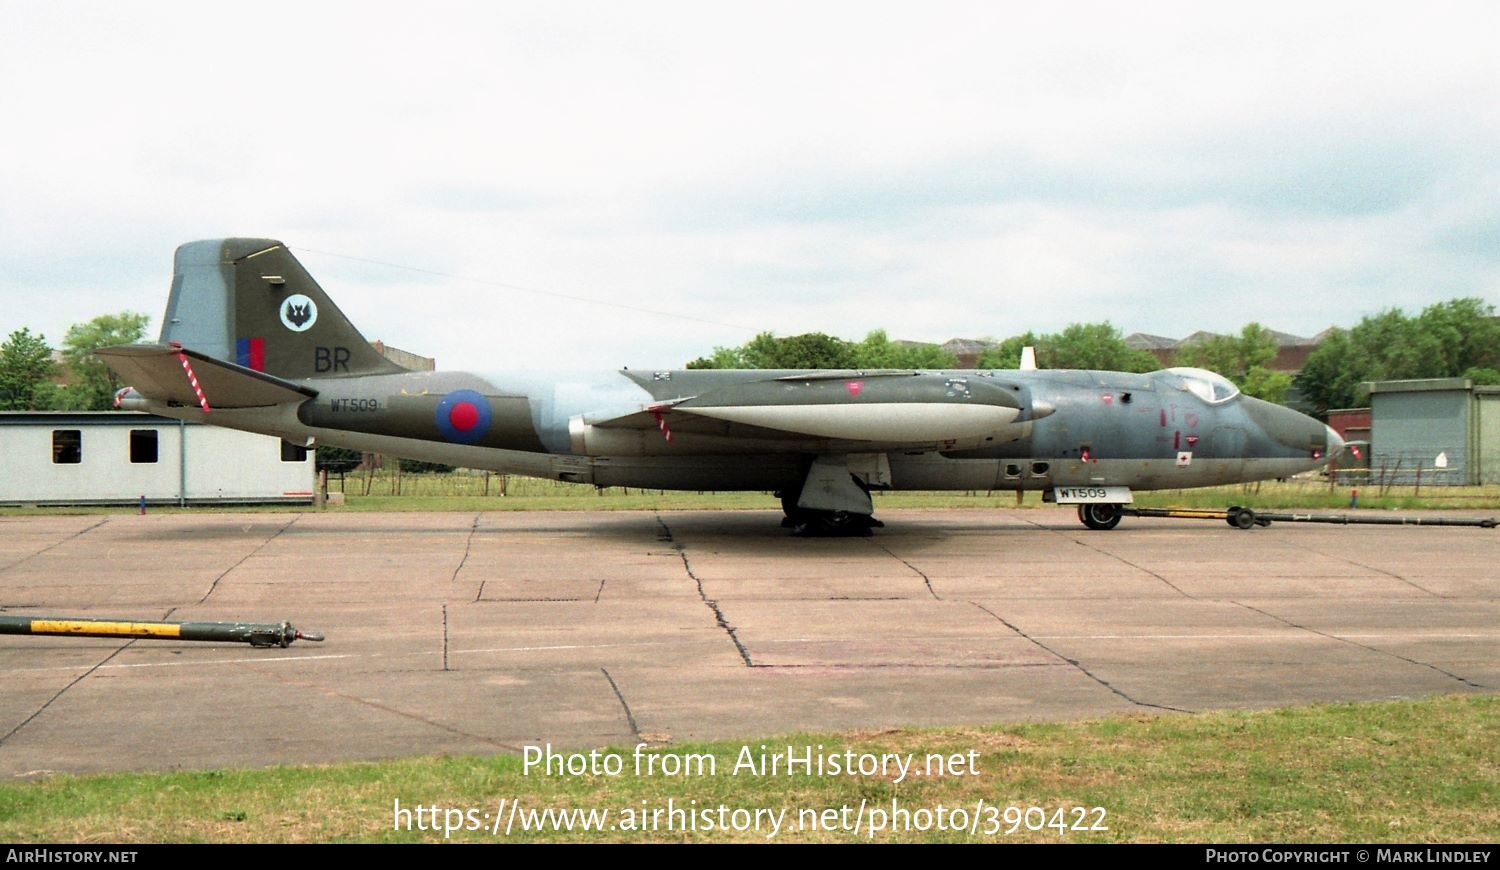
316 445 365 473
1294 297 1500 416
1293 328 1364 415
1462 367 1500 386
60 312 151 410
397 457 455 474
687 332 777 369
1416 297 1500 375
1045 323 1160 371
688 331 857 369
685 346 749 370
689 330 958 370
0 328 58 410
976 323 1157 372
757 333 856 368
1173 323 1291 403
1237 367 1293 404
851 330 957 369
977 331 1043 369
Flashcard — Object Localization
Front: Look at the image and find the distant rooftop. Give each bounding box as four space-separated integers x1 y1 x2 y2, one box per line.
1123 332 1178 350
896 329 1331 373
1123 329 1322 351
939 338 996 355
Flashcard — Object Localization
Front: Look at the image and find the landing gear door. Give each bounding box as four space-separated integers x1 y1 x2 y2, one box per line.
848 453 893 490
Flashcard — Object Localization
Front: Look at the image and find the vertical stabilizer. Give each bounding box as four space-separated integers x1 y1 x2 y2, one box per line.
158 238 404 380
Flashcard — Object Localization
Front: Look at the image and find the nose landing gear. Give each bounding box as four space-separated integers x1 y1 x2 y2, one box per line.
1077 502 1123 531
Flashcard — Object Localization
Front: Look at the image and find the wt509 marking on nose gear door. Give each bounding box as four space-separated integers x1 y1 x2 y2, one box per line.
1053 486 1134 503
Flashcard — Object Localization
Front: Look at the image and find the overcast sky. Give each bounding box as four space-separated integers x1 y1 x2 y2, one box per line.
3 1 1497 372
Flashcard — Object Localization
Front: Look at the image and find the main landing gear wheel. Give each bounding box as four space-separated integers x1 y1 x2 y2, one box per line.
779 500 882 537
778 491 803 528
792 510 883 537
1077 503 1122 531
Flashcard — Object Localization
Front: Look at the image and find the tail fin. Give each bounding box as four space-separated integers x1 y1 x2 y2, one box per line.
159 238 404 379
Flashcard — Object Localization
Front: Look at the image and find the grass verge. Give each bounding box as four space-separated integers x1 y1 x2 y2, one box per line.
2 694 1495 843
5 477 1500 516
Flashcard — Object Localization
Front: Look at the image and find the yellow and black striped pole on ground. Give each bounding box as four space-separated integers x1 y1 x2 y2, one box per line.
0 615 324 647
1124 506 1497 529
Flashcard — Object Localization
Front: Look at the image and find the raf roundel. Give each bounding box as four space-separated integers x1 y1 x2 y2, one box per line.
434 389 492 444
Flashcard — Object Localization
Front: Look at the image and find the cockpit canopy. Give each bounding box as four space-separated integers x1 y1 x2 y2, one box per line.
1163 367 1240 404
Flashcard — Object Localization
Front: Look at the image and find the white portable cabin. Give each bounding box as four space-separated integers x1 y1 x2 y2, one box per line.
0 412 314 505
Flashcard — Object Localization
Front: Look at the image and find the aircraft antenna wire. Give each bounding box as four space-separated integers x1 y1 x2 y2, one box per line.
294 247 758 333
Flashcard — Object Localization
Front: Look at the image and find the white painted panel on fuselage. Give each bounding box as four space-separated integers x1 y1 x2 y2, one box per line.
684 403 1020 442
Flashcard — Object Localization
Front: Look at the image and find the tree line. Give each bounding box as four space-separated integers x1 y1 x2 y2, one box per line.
1293 298 1500 415
688 296 1500 412
0 313 150 411
688 322 1295 400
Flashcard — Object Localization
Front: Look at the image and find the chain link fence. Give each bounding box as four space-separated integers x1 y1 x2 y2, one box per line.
1340 450 1467 491
324 467 662 499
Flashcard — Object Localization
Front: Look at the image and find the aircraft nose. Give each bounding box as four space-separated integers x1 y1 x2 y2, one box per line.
1324 425 1345 461
1239 396 1340 459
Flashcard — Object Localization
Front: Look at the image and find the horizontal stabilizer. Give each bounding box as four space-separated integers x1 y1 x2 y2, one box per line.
97 344 318 408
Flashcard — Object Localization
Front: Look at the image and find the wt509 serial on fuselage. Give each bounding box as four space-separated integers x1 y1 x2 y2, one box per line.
100 239 1343 534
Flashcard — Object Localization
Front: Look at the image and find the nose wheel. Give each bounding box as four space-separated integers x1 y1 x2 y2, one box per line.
1077 502 1123 530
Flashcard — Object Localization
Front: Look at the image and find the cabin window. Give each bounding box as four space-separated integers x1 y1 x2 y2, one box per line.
1030 461 1050 476
52 430 82 464
129 429 159 464
280 441 308 462
1004 464 1022 479
1166 367 1240 404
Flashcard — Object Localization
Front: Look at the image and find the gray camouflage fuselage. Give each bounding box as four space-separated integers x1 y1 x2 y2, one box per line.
207 364 1336 494
102 239 1342 520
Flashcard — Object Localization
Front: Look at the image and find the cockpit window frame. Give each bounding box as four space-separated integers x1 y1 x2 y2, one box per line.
1163 367 1241 404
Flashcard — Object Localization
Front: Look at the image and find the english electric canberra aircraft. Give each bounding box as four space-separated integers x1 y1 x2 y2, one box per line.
100 239 1344 534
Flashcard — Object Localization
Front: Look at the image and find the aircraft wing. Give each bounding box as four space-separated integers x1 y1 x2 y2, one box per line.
96 344 318 409
582 371 1027 448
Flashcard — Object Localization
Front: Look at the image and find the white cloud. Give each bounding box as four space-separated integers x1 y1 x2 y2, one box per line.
3 0 1497 369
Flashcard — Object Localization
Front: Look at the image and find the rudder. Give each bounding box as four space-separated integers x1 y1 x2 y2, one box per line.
159 238 404 380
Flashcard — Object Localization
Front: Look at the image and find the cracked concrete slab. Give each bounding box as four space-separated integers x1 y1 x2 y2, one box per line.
0 507 1495 777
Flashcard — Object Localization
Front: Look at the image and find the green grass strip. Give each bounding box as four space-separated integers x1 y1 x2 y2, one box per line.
2 695 1494 843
